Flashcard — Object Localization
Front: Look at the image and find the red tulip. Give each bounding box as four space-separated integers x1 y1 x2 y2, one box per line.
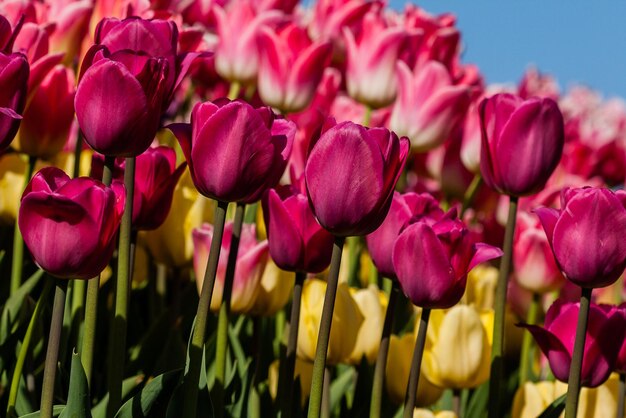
0 52 29 150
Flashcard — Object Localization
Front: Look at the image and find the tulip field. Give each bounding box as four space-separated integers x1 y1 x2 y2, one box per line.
1 0 626 418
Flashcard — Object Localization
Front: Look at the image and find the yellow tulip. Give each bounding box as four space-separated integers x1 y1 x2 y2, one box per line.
348 284 388 364
248 259 294 317
413 410 457 418
140 169 214 268
460 264 498 310
268 357 314 405
385 333 443 407
297 279 364 365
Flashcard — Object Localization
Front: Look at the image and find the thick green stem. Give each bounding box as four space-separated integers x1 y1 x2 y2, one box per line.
72 133 83 178
280 271 306 418
182 200 229 418
617 373 625 418
106 157 135 418
370 282 399 418
321 367 331 418
228 81 241 100
346 236 361 287
488 195 518 418
307 237 345 418
461 174 482 216
11 155 37 295
40 280 68 418
81 156 115 386
453 389 461 417
363 105 372 127
564 287 592 418
7 278 53 417
215 203 245 417
519 293 540 385
403 308 431 418
71 279 86 348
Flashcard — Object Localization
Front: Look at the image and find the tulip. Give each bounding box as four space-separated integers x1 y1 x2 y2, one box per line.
18 167 125 279
262 185 334 273
535 187 626 288
392 210 503 309
47 0 92 65
193 222 269 314
348 284 388 364
169 99 295 203
309 0 376 44
268 358 313 406
296 278 363 365
520 299 626 387
479 93 564 196
305 121 409 236
248 260 294 316
365 192 443 278
513 211 565 294
256 24 332 113
0 52 29 151
389 60 471 152
413 411 457 418
343 12 408 108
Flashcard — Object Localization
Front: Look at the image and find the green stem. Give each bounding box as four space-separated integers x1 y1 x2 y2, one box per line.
280 271 306 418
403 308 431 418
461 174 482 216
617 373 625 418
519 293 540 385
370 282 399 418
81 156 115 386
71 279 86 349
363 105 372 127
307 237 345 418
182 200 229 418
564 287 592 418
347 236 361 287
321 367 331 418
228 81 241 100
7 277 53 417
10 155 36 295
72 133 83 179
453 389 461 417
215 203 245 417
40 280 68 418
106 157 135 418
488 195 518 418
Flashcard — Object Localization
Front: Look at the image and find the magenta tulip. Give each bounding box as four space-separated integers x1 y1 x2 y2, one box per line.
479 93 564 196
535 187 626 288
365 192 443 278
615 303 626 373
168 99 295 203
392 210 503 308
305 121 409 236
0 52 29 150
520 299 626 387
18 167 125 279
262 185 334 273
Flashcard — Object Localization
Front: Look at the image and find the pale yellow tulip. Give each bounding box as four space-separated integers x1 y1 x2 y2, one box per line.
348 284 388 364
248 260 294 317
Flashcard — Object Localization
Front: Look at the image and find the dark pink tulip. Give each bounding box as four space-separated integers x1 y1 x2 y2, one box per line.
535 187 626 288
47 0 93 64
365 192 443 278
305 121 409 236
615 303 626 373
18 167 125 279
256 24 332 113
520 299 626 387
479 93 564 196
389 60 471 151
169 99 295 203
262 185 334 273
0 52 29 150
392 210 503 308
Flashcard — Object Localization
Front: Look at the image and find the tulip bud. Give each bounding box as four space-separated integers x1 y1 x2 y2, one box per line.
479 93 564 196
19 167 125 279
0 52 29 150
535 187 626 288
305 121 409 236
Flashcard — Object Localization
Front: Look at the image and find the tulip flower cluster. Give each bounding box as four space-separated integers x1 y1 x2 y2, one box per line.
0 2 625 418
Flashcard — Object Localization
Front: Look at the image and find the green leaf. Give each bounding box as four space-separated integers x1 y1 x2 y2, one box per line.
537 393 567 418
115 369 181 418
92 375 145 418
465 381 489 418
19 405 65 417
59 352 92 418
1 270 45 346
330 366 356 413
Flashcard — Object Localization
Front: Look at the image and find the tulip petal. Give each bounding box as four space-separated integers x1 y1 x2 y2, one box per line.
534 207 560 245
468 243 503 272
264 189 304 271
518 324 571 383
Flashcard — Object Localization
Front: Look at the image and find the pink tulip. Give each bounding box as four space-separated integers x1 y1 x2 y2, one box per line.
256 24 332 113
309 0 377 44
18 167 125 279
535 187 626 288
305 121 409 236
365 192 443 278
479 93 564 196
513 211 565 294
343 12 407 108
18 64 74 158
520 299 626 387
262 184 334 273
47 0 92 64
615 303 626 373
392 209 503 308
517 67 560 101
193 222 269 313
0 51 28 150
168 99 295 203
389 60 471 151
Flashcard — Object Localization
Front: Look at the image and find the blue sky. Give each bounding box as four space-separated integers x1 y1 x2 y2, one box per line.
389 1 626 99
